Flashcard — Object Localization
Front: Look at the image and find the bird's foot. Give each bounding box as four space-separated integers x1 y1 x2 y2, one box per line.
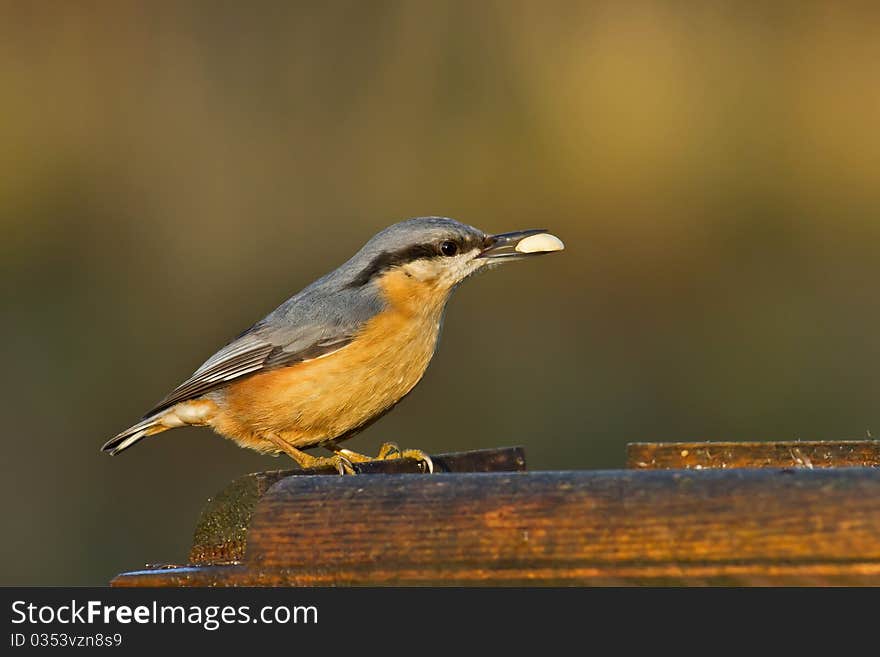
376 442 434 473
329 442 434 474
376 442 402 459
265 434 356 474
308 454 357 475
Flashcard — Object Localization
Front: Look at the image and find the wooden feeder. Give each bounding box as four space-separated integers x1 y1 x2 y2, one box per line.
113 441 880 586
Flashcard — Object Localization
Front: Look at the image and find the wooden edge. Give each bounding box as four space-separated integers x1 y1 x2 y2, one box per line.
627 440 880 470
112 561 880 587
122 467 880 587
189 446 526 565
241 468 880 571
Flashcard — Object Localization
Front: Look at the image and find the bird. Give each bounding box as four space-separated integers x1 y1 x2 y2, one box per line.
102 216 564 473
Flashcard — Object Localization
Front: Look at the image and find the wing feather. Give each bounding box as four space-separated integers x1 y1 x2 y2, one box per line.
143 279 383 418
144 330 354 416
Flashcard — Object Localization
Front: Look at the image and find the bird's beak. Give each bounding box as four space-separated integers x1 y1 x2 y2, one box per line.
476 229 565 260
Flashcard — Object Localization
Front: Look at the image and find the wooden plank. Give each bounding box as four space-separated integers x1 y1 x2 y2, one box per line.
114 467 880 586
627 440 880 470
111 562 880 587
189 446 526 565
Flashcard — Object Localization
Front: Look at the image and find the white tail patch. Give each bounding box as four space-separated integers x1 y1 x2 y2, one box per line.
102 400 217 455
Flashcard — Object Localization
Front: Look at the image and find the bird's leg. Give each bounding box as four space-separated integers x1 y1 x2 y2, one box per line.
325 441 434 473
265 434 355 475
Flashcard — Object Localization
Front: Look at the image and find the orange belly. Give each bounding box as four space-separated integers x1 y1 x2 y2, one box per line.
207 273 447 453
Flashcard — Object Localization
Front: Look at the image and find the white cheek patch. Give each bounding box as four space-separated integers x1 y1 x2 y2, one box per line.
515 233 565 254
403 260 437 281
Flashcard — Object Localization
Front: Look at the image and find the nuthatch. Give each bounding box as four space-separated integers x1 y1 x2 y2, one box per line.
102 217 564 473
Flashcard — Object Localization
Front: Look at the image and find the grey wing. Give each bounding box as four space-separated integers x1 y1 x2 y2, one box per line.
143 287 382 417
143 328 354 417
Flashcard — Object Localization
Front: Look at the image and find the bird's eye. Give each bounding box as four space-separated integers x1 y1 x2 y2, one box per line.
440 240 459 257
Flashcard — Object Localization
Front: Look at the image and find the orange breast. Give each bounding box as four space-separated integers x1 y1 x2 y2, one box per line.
209 270 450 452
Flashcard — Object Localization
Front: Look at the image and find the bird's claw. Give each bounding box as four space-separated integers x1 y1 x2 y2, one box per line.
328 442 433 473
377 442 433 473
401 449 434 474
333 454 357 475
376 442 402 459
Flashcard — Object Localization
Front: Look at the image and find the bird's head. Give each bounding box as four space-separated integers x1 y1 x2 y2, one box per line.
346 217 565 300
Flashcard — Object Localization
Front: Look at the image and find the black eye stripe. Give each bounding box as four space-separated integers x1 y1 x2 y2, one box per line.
347 235 484 287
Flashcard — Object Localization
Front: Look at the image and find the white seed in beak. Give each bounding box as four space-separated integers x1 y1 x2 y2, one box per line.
515 233 565 254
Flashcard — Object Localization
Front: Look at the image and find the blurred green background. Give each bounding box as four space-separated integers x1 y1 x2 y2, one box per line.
3 2 880 585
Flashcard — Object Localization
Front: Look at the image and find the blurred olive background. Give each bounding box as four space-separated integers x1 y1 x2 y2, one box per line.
2 2 880 585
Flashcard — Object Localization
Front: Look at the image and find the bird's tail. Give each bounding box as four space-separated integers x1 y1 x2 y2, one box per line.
101 414 171 455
